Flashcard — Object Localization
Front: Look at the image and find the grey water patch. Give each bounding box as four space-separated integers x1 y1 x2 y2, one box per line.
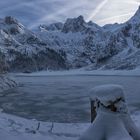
0 75 140 123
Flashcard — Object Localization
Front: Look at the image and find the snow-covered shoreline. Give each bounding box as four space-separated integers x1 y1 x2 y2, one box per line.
0 112 89 140
0 110 140 140
13 68 140 77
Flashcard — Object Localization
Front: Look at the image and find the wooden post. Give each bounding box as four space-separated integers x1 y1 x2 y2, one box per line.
90 100 97 123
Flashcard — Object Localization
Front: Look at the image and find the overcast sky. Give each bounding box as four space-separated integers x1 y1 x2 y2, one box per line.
0 0 140 29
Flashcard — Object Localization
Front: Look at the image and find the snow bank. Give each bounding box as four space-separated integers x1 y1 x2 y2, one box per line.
0 112 140 140
0 111 140 140
0 75 17 93
0 112 88 140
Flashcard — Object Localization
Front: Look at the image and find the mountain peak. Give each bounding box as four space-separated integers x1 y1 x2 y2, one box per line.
0 16 25 35
128 6 140 23
62 15 86 33
77 15 84 22
4 16 19 25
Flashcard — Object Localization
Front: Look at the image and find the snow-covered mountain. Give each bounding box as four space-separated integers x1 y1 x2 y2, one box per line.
38 6 140 70
1 7 140 72
0 16 66 72
37 16 127 69
38 15 124 68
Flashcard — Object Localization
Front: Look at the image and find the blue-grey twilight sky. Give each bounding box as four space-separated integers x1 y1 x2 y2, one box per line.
0 0 140 29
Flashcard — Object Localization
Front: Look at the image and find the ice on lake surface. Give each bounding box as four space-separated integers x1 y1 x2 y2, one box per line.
0 75 140 123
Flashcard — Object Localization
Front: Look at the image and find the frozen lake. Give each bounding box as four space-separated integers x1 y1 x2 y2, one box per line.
0 74 140 123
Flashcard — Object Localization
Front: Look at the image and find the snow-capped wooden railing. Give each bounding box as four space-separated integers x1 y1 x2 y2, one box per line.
79 84 140 140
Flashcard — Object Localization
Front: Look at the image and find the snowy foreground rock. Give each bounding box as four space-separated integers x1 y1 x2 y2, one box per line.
79 85 140 140
0 75 17 93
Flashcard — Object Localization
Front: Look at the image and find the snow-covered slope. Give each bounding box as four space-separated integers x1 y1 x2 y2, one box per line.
1 7 140 71
100 6 140 70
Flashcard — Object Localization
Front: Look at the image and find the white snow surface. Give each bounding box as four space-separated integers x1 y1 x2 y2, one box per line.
79 111 140 140
89 84 125 106
0 112 88 140
0 111 140 140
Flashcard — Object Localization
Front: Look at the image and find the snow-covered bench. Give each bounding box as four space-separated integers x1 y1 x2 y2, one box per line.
79 84 140 140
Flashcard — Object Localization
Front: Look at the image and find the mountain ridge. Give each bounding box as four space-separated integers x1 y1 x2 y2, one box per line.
1 6 140 72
